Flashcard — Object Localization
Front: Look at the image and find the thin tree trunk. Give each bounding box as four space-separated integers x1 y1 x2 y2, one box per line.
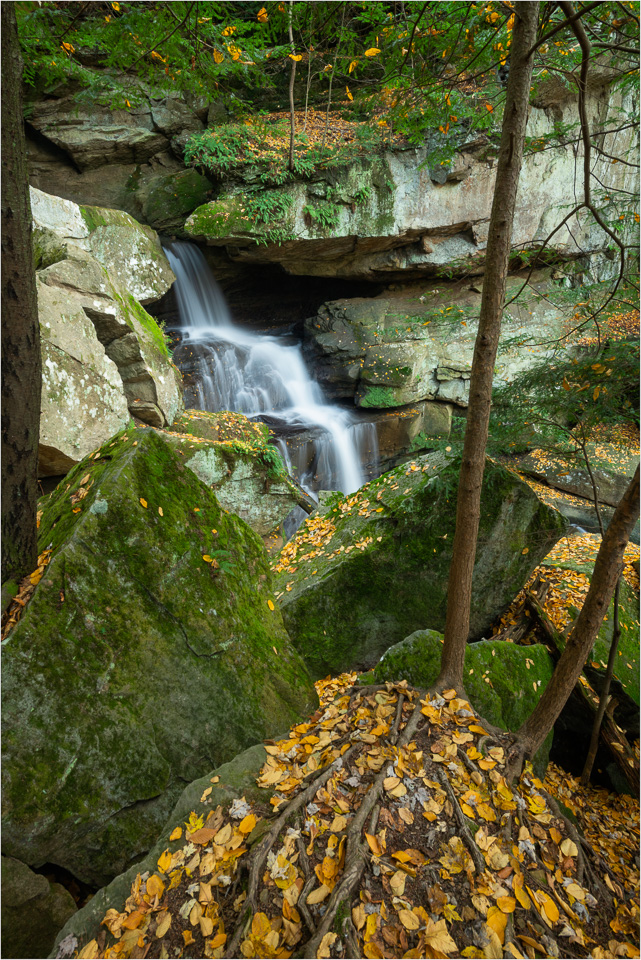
288 0 296 172
1 2 41 589
322 3 345 150
581 574 622 785
435 1 540 691
517 467 640 762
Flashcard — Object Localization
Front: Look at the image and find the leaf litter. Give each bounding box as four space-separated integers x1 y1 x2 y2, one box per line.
80 674 639 960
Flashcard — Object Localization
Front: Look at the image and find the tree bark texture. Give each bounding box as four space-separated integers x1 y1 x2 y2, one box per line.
437 2 540 690
1 2 41 585
518 467 640 759
288 0 297 172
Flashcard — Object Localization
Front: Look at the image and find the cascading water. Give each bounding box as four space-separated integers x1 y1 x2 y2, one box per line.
164 242 378 513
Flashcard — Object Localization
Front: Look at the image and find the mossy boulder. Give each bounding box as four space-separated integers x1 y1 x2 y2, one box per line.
49 742 269 959
273 452 567 677
162 410 304 536
139 169 213 234
1 430 317 886
366 631 555 775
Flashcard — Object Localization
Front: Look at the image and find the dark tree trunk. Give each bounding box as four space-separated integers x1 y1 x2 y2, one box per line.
1 2 41 587
517 467 640 761
436 1 540 691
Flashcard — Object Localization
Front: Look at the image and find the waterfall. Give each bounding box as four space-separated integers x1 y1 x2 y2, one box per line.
164 242 378 506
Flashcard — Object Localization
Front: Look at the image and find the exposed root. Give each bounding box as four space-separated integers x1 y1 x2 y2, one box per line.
435 768 486 877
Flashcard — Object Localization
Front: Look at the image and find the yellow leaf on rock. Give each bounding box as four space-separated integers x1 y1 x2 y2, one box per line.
317 932 338 958
214 823 232 845
486 906 507 944
239 813 258 834
268 599 275 611
560 838 578 858
497 896 516 913
140 498 147 508
146 874 165 899
307 884 331 904
78 941 99 959
365 833 382 856
157 849 172 873
390 869 407 895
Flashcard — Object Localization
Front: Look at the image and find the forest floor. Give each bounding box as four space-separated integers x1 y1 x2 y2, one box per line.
82 524 640 960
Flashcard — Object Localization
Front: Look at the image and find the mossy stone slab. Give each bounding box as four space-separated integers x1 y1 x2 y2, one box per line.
2 429 316 886
274 453 566 677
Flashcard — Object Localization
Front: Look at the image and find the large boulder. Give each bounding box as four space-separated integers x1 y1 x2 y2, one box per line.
273 452 567 677
2 857 77 960
302 273 570 408
31 187 183 472
1 429 317 886
163 410 310 536
49 742 269 959
367 631 555 774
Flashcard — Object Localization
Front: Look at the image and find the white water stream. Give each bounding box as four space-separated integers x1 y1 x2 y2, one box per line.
164 242 378 505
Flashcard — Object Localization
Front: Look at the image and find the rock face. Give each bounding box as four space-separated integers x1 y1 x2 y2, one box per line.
1 430 317 885
302 273 569 408
2 857 77 960
163 410 308 536
50 743 269 960
368 631 555 774
273 452 567 677
185 83 637 281
32 187 183 473
27 92 212 233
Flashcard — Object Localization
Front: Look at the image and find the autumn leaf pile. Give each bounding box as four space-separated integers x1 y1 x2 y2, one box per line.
78 676 639 960
493 532 640 642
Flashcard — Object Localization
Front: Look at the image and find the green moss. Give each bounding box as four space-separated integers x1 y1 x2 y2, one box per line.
357 386 399 408
142 170 212 229
5 429 317 885
113 292 170 358
274 452 566 678
368 631 554 775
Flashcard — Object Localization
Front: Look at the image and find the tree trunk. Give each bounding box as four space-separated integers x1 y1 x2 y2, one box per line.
1 2 41 588
435 1 540 691
287 0 297 172
517 467 640 762
579 577 632 788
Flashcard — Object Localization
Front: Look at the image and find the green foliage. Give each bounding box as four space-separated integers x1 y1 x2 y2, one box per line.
489 333 640 462
303 200 341 230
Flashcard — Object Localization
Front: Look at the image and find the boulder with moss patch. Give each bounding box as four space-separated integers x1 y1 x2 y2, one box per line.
273 452 566 677
49 743 268 959
366 631 554 775
163 411 309 535
1 429 317 886
31 187 183 465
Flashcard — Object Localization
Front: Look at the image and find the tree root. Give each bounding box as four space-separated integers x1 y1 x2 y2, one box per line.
225 745 356 958
301 694 423 959
436 768 486 877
